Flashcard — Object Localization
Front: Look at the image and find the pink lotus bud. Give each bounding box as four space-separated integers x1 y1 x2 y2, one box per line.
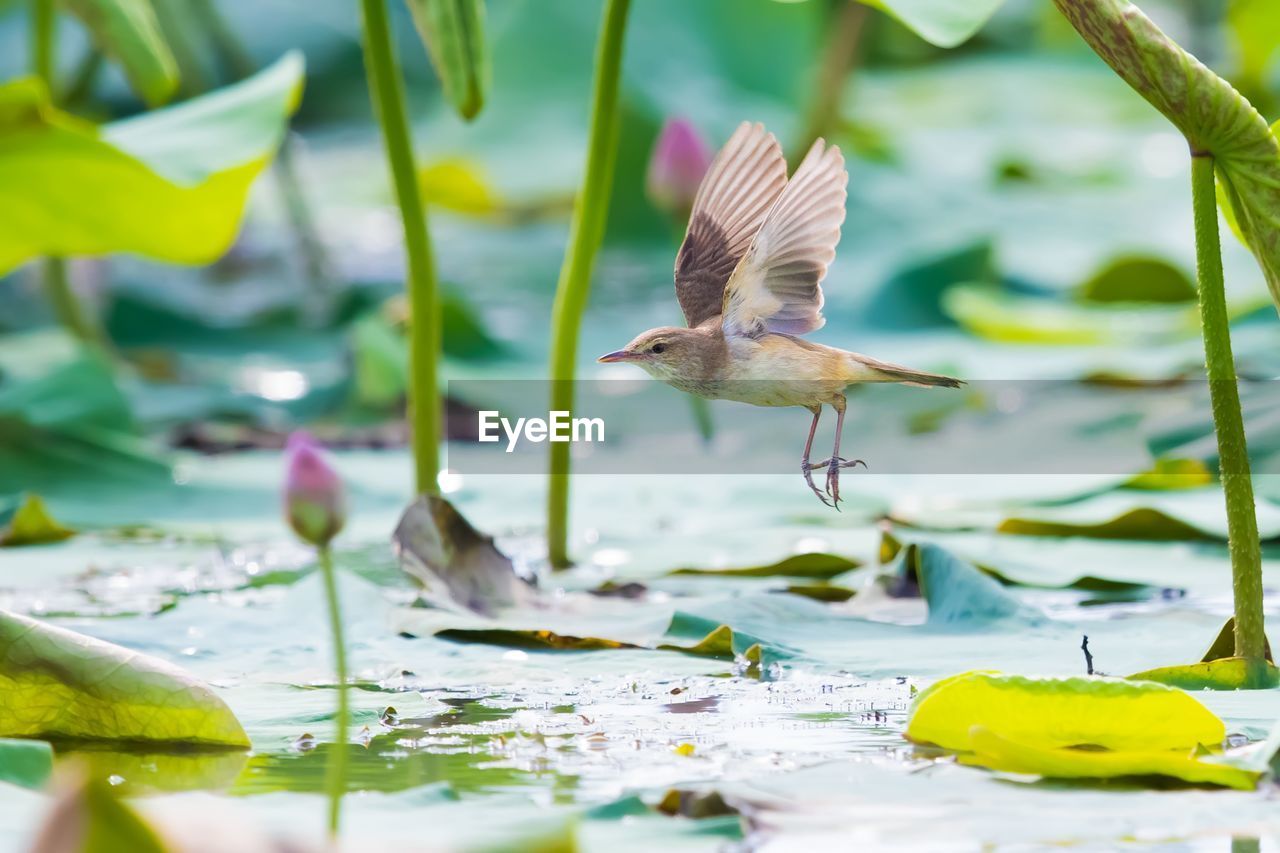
646 117 712 220
283 432 346 547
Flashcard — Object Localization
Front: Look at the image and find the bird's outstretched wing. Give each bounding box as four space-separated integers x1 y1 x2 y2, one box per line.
674 122 787 328
721 138 847 337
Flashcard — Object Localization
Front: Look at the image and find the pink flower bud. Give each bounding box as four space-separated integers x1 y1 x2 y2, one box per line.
283 432 346 547
646 117 712 220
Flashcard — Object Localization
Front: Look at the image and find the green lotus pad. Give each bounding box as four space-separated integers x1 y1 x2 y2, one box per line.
0 611 249 748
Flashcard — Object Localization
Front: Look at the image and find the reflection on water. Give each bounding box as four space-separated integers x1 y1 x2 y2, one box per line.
239 679 905 803
51 745 249 797
233 699 581 801
51 680 909 806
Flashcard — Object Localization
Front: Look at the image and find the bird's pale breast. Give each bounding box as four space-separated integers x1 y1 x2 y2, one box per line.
688 334 850 407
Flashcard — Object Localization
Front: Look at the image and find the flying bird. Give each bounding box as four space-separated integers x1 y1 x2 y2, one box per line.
599 122 963 506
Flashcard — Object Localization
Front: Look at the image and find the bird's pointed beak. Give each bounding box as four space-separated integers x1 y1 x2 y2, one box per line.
597 350 642 363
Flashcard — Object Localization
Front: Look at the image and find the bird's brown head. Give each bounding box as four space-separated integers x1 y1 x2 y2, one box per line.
597 327 704 382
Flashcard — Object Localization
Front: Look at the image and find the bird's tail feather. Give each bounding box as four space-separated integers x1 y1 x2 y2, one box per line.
847 353 964 389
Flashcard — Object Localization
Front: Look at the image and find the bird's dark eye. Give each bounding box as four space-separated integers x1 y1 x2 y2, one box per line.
651 343 667 354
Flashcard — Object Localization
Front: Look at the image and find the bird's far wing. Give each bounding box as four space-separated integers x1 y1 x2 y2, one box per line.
721 138 847 337
674 122 787 328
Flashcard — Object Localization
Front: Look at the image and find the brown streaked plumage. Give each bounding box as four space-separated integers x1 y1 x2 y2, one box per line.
599 122 963 506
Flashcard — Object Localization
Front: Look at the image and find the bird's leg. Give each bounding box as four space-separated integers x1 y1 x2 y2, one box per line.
825 396 865 506
800 405 832 507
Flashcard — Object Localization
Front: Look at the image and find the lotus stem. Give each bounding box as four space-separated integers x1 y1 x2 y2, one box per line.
317 546 349 837
31 0 53 85
1190 154 1267 668
546 0 632 569
360 0 442 495
30 0 104 350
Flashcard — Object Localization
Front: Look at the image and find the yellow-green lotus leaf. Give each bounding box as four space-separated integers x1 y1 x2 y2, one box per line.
0 494 74 547
0 52 303 274
962 726 1259 790
906 671 1224 752
0 610 249 747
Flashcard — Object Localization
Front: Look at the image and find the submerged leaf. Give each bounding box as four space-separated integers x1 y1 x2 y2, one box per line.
0 53 303 273
435 628 637 652
394 495 532 616
656 788 738 819
0 494 75 547
1053 0 1280 313
0 738 53 789
405 0 489 120
906 671 1225 752
1076 255 1196 304
0 610 249 747
668 552 859 580
942 284 1214 345
61 0 178 106
783 583 856 603
997 507 1213 541
962 725 1259 790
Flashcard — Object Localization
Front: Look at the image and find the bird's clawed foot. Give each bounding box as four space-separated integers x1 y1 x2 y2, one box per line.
801 457 866 508
801 459 834 508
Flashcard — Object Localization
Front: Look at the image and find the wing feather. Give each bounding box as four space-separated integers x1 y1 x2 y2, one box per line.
721 138 847 336
673 122 787 327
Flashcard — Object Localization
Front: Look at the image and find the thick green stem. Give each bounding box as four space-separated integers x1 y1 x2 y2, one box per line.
31 0 104 349
317 547 349 838
31 0 53 85
1190 154 1267 665
360 0 441 495
546 0 632 569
